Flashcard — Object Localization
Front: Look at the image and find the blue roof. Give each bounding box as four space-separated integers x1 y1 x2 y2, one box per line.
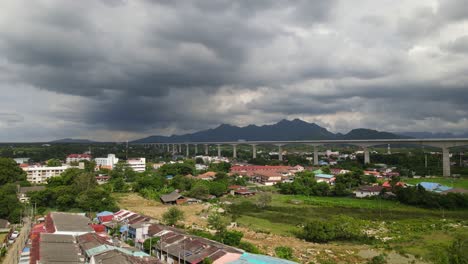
120 225 128 232
96 211 113 217
418 182 452 192
22 247 30 253
228 253 298 264
315 174 334 179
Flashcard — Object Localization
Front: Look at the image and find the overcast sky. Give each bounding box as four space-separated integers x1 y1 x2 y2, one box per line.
1 0 467 142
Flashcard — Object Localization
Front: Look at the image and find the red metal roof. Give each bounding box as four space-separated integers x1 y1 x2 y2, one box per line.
98 215 114 223
67 154 91 159
90 224 106 233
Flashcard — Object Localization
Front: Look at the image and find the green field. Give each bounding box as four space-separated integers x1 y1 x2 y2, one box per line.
228 194 468 262
403 177 468 189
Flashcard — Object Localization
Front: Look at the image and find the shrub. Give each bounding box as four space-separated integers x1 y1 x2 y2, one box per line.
238 241 261 254
275 246 294 260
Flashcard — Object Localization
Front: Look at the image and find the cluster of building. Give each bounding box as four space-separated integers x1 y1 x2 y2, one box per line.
18 153 146 184
23 212 158 264
19 210 296 263
230 165 304 186
93 209 296 264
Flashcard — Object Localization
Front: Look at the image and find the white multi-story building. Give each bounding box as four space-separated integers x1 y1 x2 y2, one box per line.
126 158 146 172
22 165 70 184
95 154 119 170
66 154 92 164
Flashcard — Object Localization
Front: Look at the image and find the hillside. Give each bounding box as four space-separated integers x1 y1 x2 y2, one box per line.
133 119 405 143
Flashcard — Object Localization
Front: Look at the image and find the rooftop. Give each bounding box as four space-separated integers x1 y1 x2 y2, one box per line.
50 212 94 233
39 234 83 263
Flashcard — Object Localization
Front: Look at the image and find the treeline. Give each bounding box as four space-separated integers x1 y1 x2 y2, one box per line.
277 170 376 197
29 168 119 213
395 185 468 209
131 161 245 201
0 158 27 222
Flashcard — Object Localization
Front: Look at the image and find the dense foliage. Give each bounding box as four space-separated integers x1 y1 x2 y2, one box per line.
0 184 24 223
0 157 26 185
29 168 118 212
300 215 369 243
162 207 185 226
396 185 468 209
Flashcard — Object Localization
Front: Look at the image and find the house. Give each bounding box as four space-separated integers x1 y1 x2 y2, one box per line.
0 219 10 233
95 154 119 170
160 191 187 205
418 182 452 193
354 185 384 198
315 174 335 184
96 175 110 184
229 185 255 196
46 212 94 236
382 181 405 189
253 171 283 186
90 249 159 264
17 186 46 203
196 171 217 180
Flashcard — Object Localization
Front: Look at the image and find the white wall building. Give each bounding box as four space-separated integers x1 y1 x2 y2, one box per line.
66 154 91 164
95 154 119 169
22 165 70 184
126 158 146 172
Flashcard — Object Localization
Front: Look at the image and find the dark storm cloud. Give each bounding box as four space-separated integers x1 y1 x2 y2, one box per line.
0 0 467 141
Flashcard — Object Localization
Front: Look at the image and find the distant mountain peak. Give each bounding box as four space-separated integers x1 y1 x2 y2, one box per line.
132 118 404 143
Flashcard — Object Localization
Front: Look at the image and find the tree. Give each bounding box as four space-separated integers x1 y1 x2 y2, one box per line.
163 207 184 226
47 159 62 167
275 246 294 260
195 157 205 164
143 237 160 252
74 172 98 192
447 235 468 264
189 182 210 199
0 157 26 185
208 213 229 234
220 230 243 246
301 220 335 243
208 181 228 197
255 192 272 209
208 162 231 173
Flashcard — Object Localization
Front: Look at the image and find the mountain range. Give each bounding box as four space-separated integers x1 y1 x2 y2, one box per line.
132 119 409 143
49 138 98 143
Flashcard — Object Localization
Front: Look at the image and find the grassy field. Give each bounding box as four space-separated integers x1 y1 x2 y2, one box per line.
403 177 468 189
228 194 468 263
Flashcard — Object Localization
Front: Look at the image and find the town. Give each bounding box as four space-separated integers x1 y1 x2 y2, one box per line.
0 141 467 263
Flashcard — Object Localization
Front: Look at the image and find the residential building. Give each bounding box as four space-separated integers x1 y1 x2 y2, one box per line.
17 186 46 203
22 164 70 184
229 185 255 196
14 157 29 164
126 158 146 172
66 154 92 164
160 191 187 205
354 186 384 198
47 212 94 236
253 171 284 186
315 174 335 184
95 154 119 170
96 174 110 184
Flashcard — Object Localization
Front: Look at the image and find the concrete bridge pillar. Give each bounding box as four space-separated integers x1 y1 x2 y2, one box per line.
194 144 198 155
217 144 221 158
186 144 189 157
363 146 370 164
178 144 182 153
167 144 170 152
204 144 209 155
251 144 257 159
276 144 284 161
313 145 319 165
232 144 237 158
172 144 176 154
442 146 451 177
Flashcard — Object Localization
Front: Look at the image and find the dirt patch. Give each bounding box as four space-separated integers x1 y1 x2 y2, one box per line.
116 193 208 226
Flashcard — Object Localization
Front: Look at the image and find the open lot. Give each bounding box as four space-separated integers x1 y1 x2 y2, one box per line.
115 192 468 263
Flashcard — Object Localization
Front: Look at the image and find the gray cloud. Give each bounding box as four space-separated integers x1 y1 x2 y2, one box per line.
0 0 467 141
